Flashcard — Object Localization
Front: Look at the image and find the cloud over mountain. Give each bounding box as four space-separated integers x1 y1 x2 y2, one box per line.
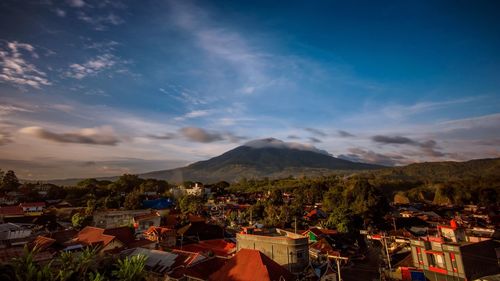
20 126 120 145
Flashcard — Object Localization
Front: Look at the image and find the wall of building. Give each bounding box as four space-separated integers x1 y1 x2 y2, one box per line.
236 230 309 273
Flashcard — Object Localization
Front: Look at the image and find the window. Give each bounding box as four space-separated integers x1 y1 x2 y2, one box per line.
450 253 458 272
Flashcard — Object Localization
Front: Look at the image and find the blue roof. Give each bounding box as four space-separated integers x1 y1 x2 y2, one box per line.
142 198 174 209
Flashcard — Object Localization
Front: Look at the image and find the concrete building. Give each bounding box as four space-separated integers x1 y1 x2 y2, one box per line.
409 222 500 281
93 209 152 229
236 227 309 273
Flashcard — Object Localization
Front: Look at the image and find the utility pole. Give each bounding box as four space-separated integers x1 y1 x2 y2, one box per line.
294 216 297 234
382 234 392 271
327 254 349 281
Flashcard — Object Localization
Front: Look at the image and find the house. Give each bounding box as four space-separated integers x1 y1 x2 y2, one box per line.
121 247 207 280
409 222 500 281
208 249 295 281
0 222 32 248
133 211 161 233
93 209 153 229
178 222 225 243
183 257 229 281
237 228 309 273
301 227 337 242
144 226 177 248
0 205 24 219
72 226 124 253
178 239 236 258
186 183 204 197
303 208 327 221
19 202 46 216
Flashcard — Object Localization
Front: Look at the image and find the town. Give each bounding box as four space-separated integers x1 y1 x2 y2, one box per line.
0 169 498 281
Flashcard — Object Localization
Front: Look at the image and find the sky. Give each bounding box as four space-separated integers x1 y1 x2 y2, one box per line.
0 0 500 180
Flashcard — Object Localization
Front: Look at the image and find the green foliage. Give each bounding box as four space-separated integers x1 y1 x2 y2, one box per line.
112 255 146 281
123 190 144 210
179 195 204 214
116 174 143 193
71 213 92 229
324 205 355 233
1 170 20 192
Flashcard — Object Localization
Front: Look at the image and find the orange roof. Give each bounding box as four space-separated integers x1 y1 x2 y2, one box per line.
20 202 46 208
31 235 56 251
188 214 205 223
178 239 236 257
134 211 160 221
185 257 228 280
209 249 294 281
104 226 136 245
76 226 116 248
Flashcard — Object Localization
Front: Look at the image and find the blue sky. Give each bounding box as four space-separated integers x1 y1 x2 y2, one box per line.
1 0 499 179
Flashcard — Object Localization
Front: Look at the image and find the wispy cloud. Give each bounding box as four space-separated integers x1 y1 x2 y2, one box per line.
66 0 86 8
381 97 482 119
338 130 355 137
0 41 51 89
179 127 246 143
338 148 407 166
147 132 177 140
180 127 223 143
65 53 117 79
304 127 327 137
372 135 446 158
168 1 270 95
20 125 120 145
77 12 124 30
174 109 212 121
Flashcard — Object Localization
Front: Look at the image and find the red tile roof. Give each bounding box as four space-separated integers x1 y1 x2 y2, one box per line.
209 249 295 281
184 257 229 280
134 211 160 221
309 238 341 257
30 235 56 251
103 226 135 245
47 229 78 244
0 206 24 216
178 239 236 257
20 202 46 208
76 226 116 248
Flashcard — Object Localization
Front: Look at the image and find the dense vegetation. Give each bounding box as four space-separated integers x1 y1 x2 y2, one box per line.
0 246 146 281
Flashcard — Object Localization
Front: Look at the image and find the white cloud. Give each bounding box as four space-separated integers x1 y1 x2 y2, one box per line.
168 1 269 94
0 41 51 89
244 138 331 155
77 12 124 30
20 125 120 145
55 8 66 17
67 0 85 8
65 54 116 79
174 109 212 121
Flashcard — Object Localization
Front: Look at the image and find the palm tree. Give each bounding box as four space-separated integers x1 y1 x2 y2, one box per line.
112 255 147 281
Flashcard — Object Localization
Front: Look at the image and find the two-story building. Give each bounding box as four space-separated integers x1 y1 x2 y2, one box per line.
236 227 309 273
409 221 500 281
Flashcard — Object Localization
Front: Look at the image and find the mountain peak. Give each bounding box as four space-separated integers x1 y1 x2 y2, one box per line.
243 138 331 156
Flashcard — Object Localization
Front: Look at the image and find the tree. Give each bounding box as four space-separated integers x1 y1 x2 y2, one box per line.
123 191 143 210
325 206 356 233
116 174 143 193
71 213 91 229
179 195 203 214
1 170 20 192
269 189 284 205
112 255 146 281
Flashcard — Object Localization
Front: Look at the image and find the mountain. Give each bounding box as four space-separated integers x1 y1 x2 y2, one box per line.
140 138 382 183
369 157 500 183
